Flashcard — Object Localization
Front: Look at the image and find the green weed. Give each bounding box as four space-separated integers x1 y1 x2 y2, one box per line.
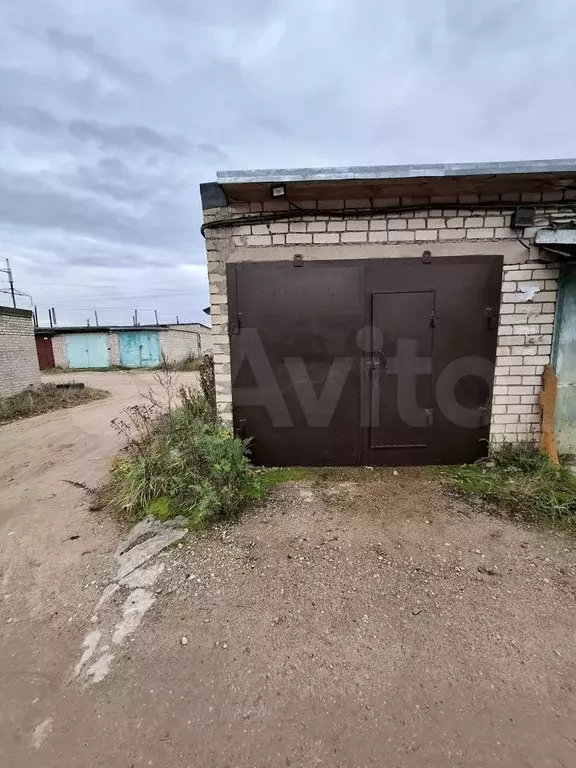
439 443 576 530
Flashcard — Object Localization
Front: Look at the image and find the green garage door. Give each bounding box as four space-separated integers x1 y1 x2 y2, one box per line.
118 331 160 367
66 333 109 369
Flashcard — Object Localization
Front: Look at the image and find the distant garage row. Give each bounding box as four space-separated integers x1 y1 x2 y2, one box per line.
35 323 212 370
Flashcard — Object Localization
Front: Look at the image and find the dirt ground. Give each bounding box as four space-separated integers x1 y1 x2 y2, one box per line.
1 372 576 767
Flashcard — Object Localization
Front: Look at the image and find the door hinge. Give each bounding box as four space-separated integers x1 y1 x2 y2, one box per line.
425 408 434 426
230 312 243 335
430 310 437 327
485 307 496 330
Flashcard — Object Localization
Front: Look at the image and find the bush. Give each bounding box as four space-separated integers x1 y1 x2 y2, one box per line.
441 443 576 530
111 370 258 528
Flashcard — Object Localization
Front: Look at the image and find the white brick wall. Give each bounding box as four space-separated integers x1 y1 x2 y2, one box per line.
160 325 212 362
204 191 563 445
51 333 68 367
0 308 41 397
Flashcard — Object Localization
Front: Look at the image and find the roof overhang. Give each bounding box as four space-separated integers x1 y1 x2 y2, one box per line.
535 228 576 259
201 158 576 206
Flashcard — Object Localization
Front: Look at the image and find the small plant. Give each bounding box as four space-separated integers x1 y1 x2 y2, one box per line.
440 443 576 530
0 384 108 424
110 357 258 528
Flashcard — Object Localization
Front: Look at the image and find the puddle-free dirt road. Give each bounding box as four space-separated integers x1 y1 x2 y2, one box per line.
1 373 576 767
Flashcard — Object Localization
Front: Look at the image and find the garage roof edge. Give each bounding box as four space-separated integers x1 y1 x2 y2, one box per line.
216 158 576 185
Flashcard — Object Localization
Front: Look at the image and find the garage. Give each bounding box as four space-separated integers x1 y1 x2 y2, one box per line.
201 159 576 466
229 255 502 466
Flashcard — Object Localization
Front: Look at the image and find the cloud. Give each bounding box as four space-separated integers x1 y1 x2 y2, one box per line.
0 0 575 325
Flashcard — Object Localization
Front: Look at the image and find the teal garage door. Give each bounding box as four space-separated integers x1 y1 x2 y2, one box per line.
118 331 160 367
66 333 109 369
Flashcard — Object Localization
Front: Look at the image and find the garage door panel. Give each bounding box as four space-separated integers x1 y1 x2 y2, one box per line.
229 256 502 467
230 262 362 466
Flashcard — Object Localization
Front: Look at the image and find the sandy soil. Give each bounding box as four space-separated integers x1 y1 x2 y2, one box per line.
1 374 576 766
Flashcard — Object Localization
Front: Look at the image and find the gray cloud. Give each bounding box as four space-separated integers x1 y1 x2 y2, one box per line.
0 0 575 325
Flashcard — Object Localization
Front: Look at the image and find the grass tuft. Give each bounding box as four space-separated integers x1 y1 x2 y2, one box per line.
0 384 108 424
110 354 260 528
439 443 576 530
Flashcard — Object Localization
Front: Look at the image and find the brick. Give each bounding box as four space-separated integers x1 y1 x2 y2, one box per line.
535 291 557 303
388 220 407 230
464 217 484 227
341 232 368 243
446 217 464 228
388 231 415 243
286 233 313 244
246 235 272 246
407 218 427 229
289 222 307 233
368 231 388 243
522 376 541 386
439 229 466 240
508 386 535 396
272 234 285 245
507 404 533 414
346 220 369 231
484 216 504 227
251 224 270 235
496 356 523 367
493 394 520 405
327 221 347 232
307 221 327 232
494 228 514 238
313 233 340 244
513 325 539 336
494 375 522 386
427 218 446 229
466 228 495 239
493 414 520 424
369 220 388 231
508 269 533 280
530 269 559 281
414 230 438 241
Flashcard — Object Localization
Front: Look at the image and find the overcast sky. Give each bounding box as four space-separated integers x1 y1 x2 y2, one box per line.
1 0 575 326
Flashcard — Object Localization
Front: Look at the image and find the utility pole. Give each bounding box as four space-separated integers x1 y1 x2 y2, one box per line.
94 309 99 326
51 307 57 326
49 309 53 328
134 309 139 326
6 259 15 308
154 309 159 325
176 315 179 325
34 305 39 327
0 259 16 308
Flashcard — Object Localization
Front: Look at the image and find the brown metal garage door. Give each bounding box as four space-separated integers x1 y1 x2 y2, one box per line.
227 255 502 466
